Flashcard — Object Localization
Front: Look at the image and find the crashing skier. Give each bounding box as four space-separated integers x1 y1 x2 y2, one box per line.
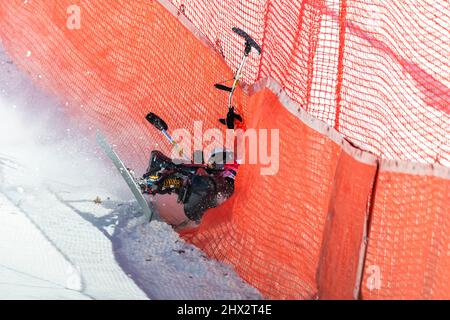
97 27 261 229
138 140 238 224
97 115 237 228
139 112 238 224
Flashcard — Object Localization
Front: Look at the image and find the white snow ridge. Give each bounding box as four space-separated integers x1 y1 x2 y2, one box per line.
0 46 261 300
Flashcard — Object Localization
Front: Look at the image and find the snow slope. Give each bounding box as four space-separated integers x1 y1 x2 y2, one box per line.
0 45 261 300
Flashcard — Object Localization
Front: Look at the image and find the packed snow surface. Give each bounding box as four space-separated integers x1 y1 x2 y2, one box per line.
0 46 261 299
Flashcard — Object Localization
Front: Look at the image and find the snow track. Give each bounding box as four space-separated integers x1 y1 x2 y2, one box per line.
0 184 148 299
0 151 148 299
0 193 89 299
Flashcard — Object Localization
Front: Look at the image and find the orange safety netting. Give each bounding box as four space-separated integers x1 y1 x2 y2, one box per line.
0 0 448 299
361 168 450 299
183 86 379 299
170 0 450 165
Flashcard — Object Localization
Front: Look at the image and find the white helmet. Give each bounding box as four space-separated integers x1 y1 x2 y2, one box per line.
208 147 234 165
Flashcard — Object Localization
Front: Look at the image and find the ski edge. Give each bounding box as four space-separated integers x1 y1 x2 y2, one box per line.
96 130 153 222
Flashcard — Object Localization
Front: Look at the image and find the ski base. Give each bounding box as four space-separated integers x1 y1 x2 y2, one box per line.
96 130 153 221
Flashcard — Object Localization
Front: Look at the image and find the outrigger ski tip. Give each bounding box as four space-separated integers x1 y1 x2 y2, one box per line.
219 107 243 130
214 83 232 92
215 27 261 130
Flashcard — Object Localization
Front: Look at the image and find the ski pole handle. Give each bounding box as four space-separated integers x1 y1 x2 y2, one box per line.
232 27 262 55
146 112 168 131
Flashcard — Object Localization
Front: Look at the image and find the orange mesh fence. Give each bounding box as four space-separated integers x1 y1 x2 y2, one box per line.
0 0 449 299
182 86 378 299
186 88 338 299
170 0 449 165
361 165 450 299
317 150 377 299
0 0 239 172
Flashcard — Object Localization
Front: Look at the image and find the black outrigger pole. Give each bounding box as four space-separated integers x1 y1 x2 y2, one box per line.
215 27 262 129
145 112 191 162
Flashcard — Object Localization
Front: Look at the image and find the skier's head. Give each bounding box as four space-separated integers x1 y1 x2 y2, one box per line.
208 148 235 167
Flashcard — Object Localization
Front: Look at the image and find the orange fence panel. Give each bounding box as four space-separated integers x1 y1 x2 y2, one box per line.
317 151 377 299
361 163 450 299
183 83 379 299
